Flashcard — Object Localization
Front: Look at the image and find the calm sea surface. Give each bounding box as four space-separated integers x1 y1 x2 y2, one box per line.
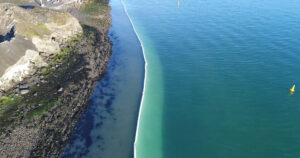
123 0 300 158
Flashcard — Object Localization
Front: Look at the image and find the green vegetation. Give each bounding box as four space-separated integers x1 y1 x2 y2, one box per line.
26 99 58 119
70 35 81 45
34 24 50 33
52 34 81 64
40 67 52 75
0 94 21 133
0 92 59 132
18 23 51 39
81 0 109 16
0 94 15 105
0 94 20 116
79 0 111 28
53 50 68 63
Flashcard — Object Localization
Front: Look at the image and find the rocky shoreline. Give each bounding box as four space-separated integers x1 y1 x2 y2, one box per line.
0 0 112 157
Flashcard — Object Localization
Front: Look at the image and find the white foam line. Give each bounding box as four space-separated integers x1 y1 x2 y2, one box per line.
119 0 147 158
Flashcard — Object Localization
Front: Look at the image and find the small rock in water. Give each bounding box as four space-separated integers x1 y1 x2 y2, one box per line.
20 89 30 95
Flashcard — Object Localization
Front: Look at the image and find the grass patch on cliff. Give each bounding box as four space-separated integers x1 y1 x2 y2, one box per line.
34 24 50 33
0 94 21 133
79 0 111 28
18 23 51 39
40 67 52 75
0 94 15 105
0 94 20 114
53 50 68 63
0 95 58 124
81 0 109 16
26 99 58 119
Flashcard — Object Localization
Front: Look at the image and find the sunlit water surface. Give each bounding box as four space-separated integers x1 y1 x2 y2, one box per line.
123 0 300 158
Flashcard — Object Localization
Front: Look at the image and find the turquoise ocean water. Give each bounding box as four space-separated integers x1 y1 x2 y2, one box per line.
123 0 300 158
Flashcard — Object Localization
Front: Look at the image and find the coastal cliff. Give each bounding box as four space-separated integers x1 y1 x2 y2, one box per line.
0 3 82 90
0 0 112 157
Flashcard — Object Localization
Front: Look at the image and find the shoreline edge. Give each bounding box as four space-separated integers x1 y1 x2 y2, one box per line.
119 0 147 158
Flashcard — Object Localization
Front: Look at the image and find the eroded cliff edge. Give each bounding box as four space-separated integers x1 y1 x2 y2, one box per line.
0 0 112 157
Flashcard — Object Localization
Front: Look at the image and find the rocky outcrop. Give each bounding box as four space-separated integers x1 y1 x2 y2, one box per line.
0 50 47 90
0 3 82 90
0 25 112 157
0 0 112 157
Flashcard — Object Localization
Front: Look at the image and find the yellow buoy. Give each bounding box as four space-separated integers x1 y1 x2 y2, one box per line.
178 1 180 7
290 84 295 94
